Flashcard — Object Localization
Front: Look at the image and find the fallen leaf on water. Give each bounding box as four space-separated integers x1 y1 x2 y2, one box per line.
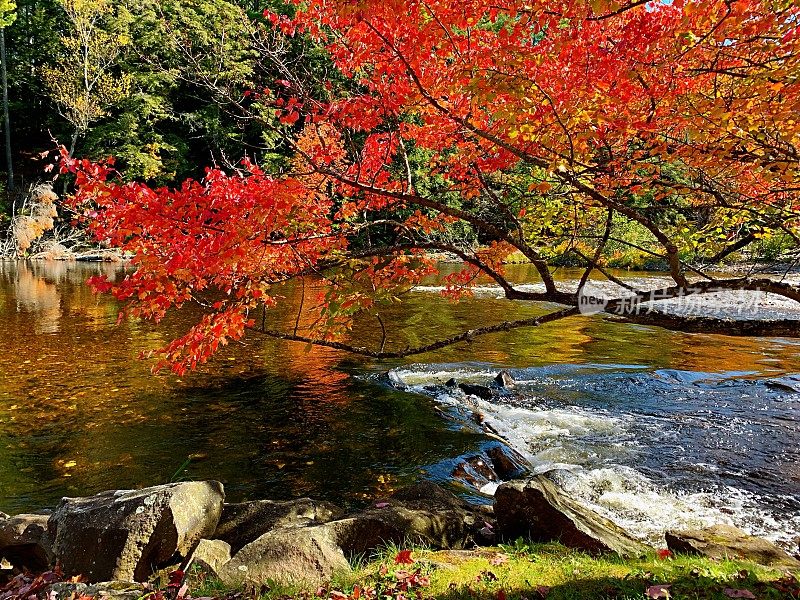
723 589 756 599
646 584 671 599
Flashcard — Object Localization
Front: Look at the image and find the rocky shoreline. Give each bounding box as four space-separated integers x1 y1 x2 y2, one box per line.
2 477 798 595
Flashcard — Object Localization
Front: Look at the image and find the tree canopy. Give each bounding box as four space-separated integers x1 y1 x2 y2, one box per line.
60 0 800 373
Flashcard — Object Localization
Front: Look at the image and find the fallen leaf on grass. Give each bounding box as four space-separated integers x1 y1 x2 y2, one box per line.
646 584 671 599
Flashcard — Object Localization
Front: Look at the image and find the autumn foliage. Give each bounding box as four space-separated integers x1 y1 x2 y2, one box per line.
63 0 800 373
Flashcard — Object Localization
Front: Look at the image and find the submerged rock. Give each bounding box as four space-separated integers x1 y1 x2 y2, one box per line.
665 524 800 568
458 383 496 400
218 526 350 587
486 444 529 480
0 513 53 572
452 456 498 489
48 481 225 582
494 476 649 557
213 498 343 553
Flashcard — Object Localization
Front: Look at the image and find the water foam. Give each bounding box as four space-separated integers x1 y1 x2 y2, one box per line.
389 365 800 551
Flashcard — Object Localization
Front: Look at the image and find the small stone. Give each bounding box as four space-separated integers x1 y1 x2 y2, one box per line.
494 370 515 388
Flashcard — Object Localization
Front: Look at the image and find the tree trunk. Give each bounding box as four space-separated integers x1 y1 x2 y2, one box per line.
0 27 13 193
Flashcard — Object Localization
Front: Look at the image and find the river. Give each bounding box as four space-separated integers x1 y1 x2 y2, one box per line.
1 261 798 552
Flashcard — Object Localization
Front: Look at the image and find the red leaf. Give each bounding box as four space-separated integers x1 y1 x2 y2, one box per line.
656 549 673 560
497 590 507 600
394 550 414 565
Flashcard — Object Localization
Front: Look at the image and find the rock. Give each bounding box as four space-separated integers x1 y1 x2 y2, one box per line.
48 481 225 582
0 513 54 572
190 539 231 577
214 498 342 553
494 370 515 388
218 526 350 587
445 378 458 387
486 445 529 480
326 482 490 552
452 455 498 489
494 476 649 556
665 524 800 568
458 383 495 400
46 580 147 600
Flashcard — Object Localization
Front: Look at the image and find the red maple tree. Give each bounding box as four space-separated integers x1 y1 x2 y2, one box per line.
63 0 800 373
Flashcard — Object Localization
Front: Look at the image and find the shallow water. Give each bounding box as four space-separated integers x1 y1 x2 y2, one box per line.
1 261 798 551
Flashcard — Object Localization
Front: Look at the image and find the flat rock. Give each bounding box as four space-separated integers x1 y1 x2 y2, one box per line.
665 524 800 568
46 580 147 600
214 498 342 553
0 513 54 572
218 526 350 587
48 481 225 582
494 476 648 556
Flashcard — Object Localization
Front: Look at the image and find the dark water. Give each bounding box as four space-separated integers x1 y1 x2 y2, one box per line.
1 261 798 549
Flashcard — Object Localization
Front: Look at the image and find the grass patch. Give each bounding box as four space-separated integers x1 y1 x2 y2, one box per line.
184 541 799 600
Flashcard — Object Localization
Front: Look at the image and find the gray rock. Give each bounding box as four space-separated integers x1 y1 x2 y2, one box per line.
214 498 342 553
0 513 54 572
48 481 225 582
494 476 649 557
328 482 490 552
189 539 231 577
494 370 515 388
46 580 147 600
665 524 800 568
218 526 350 587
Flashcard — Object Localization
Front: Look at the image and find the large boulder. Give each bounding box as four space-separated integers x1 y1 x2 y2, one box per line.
665 524 800 568
218 526 350 587
48 481 225 582
214 498 342 553
0 513 54 572
494 476 648 556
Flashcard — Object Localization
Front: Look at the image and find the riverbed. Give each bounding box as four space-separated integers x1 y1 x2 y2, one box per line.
1 261 798 552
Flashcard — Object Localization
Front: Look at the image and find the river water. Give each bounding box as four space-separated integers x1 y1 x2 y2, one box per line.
1 261 798 552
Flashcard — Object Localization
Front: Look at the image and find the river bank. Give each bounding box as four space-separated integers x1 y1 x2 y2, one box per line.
2 478 798 600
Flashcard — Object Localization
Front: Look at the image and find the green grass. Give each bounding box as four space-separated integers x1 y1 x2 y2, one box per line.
184 541 800 600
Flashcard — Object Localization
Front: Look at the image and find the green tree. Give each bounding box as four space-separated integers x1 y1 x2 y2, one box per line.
41 0 132 159
0 0 16 192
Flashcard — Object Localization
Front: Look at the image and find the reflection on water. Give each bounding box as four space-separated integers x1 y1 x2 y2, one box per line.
1 261 799 552
0 261 484 513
